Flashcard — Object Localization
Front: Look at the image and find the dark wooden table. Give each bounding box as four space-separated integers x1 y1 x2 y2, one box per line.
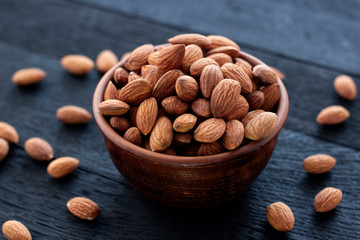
1 0 359 239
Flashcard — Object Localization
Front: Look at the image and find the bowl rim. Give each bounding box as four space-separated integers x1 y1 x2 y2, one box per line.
93 50 289 166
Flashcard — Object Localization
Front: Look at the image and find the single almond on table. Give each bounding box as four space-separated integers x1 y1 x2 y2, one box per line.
173 113 197 133
303 154 336 174
173 132 193 146
198 142 224 156
200 65 224 99
154 44 185 71
96 49 118 73
110 116 131 133
104 81 119 100
161 96 189 115
206 35 240 50
0 138 9 162
24 137 53 161
67 197 100 220
118 79 152 104
12 68 46 86
175 75 199 102
0 122 19 143
246 91 265 110
253 64 278 85
207 53 233 66
191 98 211 118
113 67 129 87
47 157 79 178
152 69 183 101
98 100 130 116
334 75 357 100
136 97 158 135
124 127 142 146
57 105 92 124
241 109 265 126
2 220 32 240
168 33 210 48
205 46 241 58
61 54 94 75
314 187 342 212
181 44 203 72
221 63 253 94
150 116 173 152
221 120 244 150
124 44 154 71
194 118 226 143
266 202 295 232
189 58 219 77
244 112 277 140
316 105 350 125
261 83 280 111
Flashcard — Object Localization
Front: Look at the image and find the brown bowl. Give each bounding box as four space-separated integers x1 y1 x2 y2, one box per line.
93 50 289 208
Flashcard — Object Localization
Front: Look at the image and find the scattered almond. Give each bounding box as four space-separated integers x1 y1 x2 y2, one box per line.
98 100 130 116
2 220 32 240
175 75 199 101
173 114 197 133
0 122 19 143
266 202 295 232
194 118 226 143
303 154 336 174
0 138 9 162
67 197 100 220
316 105 350 125
334 75 357 100
96 49 118 73
61 54 94 75
244 112 277 140
47 157 79 178
150 116 173 152
24 137 53 161
12 68 46 86
314 187 342 212
57 105 92 124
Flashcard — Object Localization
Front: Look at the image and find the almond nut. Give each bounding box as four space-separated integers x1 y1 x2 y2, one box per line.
141 65 158 77
124 127 142 146
173 132 193 146
189 58 219 77
253 64 278 85
266 202 295 232
155 44 185 71
145 68 164 89
161 96 189 115
104 81 119 100
303 154 336 174
96 49 118 73
67 197 100 220
24 137 53 161
241 109 265 126
191 98 212 118
181 44 203 72
110 117 131 133
175 75 199 102
316 105 350 125
57 105 92 124
205 46 241 58
61 54 94 75
124 44 154 71
244 112 277 140
173 113 197 133
246 91 265 110
12 68 46 86
261 83 280 111
98 100 130 116
334 75 357 100
153 70 183 101
223 95 249 120
221 63 253 94
0 122 19 143
128 72 141 82
206 35 240 50
314 187 342 212
207 53 233 66
47 157 80 178
194 118 226 143
118 79 152 104
113 67 128 87
221 120 244 150
2 220 32 240
136 97 158 135
168 33 210 48
198 142 224 156
200 65 224 98
149 116 173 152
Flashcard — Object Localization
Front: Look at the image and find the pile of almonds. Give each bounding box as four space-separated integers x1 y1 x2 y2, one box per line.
98 33 282 156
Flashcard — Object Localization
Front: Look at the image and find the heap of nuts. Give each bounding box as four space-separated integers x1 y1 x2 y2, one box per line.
98 34 281 156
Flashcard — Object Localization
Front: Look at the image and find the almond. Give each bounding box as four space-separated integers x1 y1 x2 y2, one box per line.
118 79 152 104
261 83 280 111
128 72 141 82
96 49 118 73
303 154 336 174
98 100 130 116
200 65 224 98
168 33 210 48
47 157 79 178
136 97 158 135
113 67 129 87
0 122 19 143
141 65 158 77
221 120 244 150
104 81 119 100
155 44 185 71
189 58 219 77
270 66 285 80
173 113 197 133
205 46 241 58
235 58 252 70
194 118 226 143
207 53 233 66
56 105 92 124
235 60 254 82
181 44 203 72
124 44 154 71
162 96 189 115
175 75 199 101
12 68 46 86
173 132 193 146
253 64 278 85
0 138 9 162
206 35 240 50
223 95 249 120
334 75 357 100
241 109 265 126
67 197 100 220
314 187 342 212
61 54 94 75
221 63 253 94
244 112 277 140
110 117 131 133
124 127 142 146
316 105 350 125
24 137 53 161
246 91 265 110
191 98 211 118
2 220 32 240
210 79 241 118
198 142 224 156
266 202 295 232
149 116 173 152
153 70 183 100
145 68 164 89
147 51 160 66
129 106 139 127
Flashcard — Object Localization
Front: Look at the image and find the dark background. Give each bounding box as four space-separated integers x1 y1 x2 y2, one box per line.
1 0 359 239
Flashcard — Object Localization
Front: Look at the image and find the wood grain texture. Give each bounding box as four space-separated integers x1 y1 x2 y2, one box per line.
0 0 359 239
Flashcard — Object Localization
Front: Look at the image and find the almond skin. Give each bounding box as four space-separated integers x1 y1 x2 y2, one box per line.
261 83 280 111
67 197 100 220
124 44 154 71
113 67 129 87
181 44 203 72
316 105 350 125
244 112 277 140
246 91 265 110
150 116 173 152
153 70 183 101
266 202 295 232
253 64 278 85
223 95 249 120
98 100 130 116
207 53 233 66
198 142 224 156
12 68 46 86
241 109 265 126
2 220 32 240
168 33 210 48
194 118 226 143
175 75 199 102
162 96 189 115
235 58 252 70
0 122 19 143
104 81 119 100
200 65 224 99
173 113 197 133
0 138 9 162
118 79 152 104
110 117 131 133
303 154 336 174
128 72 141 82
205 46 241 58
206 35 240 50
47 157 80 178
334 75 357 100
221 120 244 150
124 127 142 146
314 187 342 212
24 137 53 161
155 44 185 71
96 49 118 73
57 105 92 124
129 106 139 127
221 63 253 94
141 65 158 77
61 54 94 75
173 132 193 146
147 51 160 66
191 98 212 118
270 67 286 80
145 68 164 89
136 97 158 135
189 58 219 77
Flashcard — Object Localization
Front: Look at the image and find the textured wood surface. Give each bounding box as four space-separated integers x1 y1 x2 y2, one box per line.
0 0 359 239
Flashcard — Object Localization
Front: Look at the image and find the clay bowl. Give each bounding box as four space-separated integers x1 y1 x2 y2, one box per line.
93 50 289 208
